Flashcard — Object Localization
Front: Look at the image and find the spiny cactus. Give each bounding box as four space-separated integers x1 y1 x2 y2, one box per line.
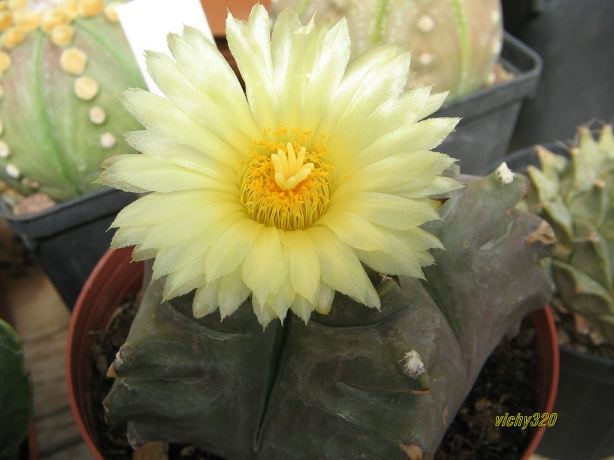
270 0 503 102
0 0 145 203
103 167 554 460
0 319 33 460
525 124 614 345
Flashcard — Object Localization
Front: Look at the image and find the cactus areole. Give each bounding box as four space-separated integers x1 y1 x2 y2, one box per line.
0 0 145 203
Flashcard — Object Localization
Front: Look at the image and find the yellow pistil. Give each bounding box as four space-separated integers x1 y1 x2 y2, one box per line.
239 127 333 231
271 143 314 191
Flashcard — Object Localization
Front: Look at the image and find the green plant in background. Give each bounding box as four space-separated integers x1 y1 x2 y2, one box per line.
98 6 554 458
0 0 145 204
524 124 614 345
270 0 503 102
0 319 34 460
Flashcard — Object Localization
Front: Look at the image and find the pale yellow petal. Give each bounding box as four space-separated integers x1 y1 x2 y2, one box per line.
125 131 236 182
217 269 251 319
205 218 263 282
119 89 241 166
242 226 286 307
170 26 259 139
330 192 440 230
317 210 390 251
193 281 220 318
285 230 320 303
307 226 379 308
99 154 238 194
226 5 277 130
144 49 255 154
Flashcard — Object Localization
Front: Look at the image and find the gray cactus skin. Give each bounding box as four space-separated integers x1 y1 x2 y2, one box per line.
103 168 554 460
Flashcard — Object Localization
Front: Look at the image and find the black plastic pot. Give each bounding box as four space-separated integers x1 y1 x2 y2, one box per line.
0 188 135 310
537 346 614 460
435 33 542 175
506 0 614 151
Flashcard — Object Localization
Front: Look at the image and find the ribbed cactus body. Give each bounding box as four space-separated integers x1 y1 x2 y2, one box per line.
526 125 614 344
270 0 503 102
103 167 554 460
0 0 145 202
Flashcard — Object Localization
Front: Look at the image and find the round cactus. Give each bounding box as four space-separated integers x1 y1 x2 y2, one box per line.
270 0 503 102
525 124 614 345
0 0 145 203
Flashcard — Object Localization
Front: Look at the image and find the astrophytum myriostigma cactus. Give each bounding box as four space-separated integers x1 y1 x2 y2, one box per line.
103 166 554 460
525 124 614 345
270 0 503 102
0 0 145 203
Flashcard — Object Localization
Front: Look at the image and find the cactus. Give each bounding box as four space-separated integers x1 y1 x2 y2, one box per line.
0 319 33 460
270 0 503 102
524 124 614 345
0 0 145 203
102 166 554 460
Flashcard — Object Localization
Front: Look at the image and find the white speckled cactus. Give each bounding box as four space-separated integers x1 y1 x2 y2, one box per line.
271 0 503 102
0 0 145 203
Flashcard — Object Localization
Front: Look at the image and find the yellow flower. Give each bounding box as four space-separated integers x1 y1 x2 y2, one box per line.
98 6 460 326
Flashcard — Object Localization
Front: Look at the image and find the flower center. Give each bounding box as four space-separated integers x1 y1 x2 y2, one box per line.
239 127 333 231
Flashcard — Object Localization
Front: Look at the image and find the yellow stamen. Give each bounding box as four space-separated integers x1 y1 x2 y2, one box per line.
239 128 333 231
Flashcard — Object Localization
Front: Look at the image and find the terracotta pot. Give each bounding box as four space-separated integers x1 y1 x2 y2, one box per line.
521 305 559 460
66 247 144 460
201 0 271 36
67 247 559 459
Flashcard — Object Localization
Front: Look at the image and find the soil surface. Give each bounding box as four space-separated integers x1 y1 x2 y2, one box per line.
90 300 542 460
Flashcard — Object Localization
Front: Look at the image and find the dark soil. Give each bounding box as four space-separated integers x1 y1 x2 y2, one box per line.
435 316 539 460
90 302 541 460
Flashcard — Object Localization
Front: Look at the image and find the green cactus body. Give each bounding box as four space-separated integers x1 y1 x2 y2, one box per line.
103 167 554 459
270 0 503 102
0 0 145 202
0 319 33 460
526 124 614 344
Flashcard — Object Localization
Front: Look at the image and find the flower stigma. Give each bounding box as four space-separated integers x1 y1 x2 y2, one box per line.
239 127 333 231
